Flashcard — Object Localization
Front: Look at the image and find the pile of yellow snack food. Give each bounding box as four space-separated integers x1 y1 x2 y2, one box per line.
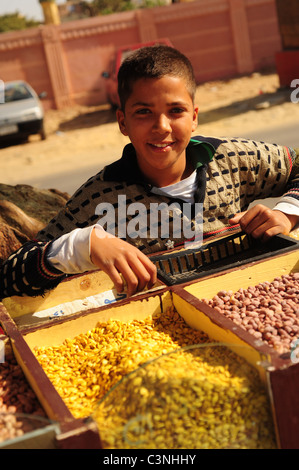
290 227 299 240
34 307 277 449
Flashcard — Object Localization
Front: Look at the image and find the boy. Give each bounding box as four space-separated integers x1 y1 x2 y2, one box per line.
0 45 298 300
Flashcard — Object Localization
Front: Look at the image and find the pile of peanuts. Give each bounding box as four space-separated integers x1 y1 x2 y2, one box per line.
0 349 47 444
34 308 276 449
94 344 276 449
201 273 299 354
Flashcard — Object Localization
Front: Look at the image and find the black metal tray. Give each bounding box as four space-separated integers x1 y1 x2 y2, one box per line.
149 232 299 286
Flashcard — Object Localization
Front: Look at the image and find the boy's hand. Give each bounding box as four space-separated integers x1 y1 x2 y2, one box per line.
90 227 157 297
229 204 299 242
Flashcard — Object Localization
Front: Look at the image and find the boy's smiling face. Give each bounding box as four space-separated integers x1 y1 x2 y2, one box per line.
116 75 199 187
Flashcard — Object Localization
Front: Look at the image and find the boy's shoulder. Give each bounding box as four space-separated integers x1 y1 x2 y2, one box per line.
102 143 144 183
192 135 223 149
194 134 291 159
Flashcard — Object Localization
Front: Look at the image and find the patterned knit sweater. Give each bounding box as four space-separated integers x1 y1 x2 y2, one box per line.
0 135 298 299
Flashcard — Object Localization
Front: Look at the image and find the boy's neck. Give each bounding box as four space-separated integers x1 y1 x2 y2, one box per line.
142 158 194 188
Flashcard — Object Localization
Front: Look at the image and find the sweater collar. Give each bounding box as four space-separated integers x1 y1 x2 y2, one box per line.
188 138 215 169
103 137 215 183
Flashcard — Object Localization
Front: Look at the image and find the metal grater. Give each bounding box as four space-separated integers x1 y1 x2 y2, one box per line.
149 232 299 286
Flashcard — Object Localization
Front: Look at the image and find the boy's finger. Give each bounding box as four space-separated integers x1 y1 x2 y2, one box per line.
126 258 156 294
115 258 148 297
228 212 246 224
230 206 264 232
105 265 125 294
239 206 275 235
137 254 157 288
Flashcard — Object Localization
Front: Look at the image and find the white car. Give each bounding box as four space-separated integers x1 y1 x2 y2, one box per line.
0 80 46 142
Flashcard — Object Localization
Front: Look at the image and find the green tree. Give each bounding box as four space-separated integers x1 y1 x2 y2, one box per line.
91 0 133 15
92 0 166 15
0 13 40 33
140 0 167 7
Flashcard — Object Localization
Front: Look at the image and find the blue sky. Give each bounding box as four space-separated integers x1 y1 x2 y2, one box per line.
0 1 72 21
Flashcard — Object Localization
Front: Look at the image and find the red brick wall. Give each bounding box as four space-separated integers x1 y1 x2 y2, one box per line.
0 0 282 109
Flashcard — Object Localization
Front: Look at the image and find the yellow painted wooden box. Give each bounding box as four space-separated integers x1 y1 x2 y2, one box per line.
0 239 298 449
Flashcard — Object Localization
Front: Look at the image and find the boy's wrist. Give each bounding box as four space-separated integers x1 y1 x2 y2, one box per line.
273 211 299 233
48 226 97 274
285 213 299 230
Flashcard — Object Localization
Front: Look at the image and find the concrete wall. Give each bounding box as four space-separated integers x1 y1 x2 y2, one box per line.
0 0 282 110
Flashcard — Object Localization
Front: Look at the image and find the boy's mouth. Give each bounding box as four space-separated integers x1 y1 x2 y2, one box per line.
149 142 174 149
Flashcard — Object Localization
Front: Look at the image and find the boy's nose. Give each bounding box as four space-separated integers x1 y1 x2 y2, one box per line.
153 114 171 133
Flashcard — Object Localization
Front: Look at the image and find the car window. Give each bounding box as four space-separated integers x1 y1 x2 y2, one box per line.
4 83 33 103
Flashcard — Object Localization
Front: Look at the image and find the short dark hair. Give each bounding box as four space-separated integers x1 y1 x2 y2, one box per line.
117 44 196 110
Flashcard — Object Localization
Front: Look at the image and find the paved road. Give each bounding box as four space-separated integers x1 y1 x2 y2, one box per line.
21 121 299 196
238 121 298 148
22 147 119 196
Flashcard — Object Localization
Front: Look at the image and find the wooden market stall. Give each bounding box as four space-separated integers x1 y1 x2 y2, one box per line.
0 232 298 449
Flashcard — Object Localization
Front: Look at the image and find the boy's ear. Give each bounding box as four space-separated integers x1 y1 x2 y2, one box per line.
116 109 128 136
192 106 199 131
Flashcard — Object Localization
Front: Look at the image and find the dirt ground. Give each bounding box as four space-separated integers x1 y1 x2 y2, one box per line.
0 70 298 194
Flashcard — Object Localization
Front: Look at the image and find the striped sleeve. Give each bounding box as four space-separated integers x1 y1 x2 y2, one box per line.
0 240 65 299
279 147 299 206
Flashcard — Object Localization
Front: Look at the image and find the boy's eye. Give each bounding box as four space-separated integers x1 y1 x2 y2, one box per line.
135 108 151 115
170 107 185 114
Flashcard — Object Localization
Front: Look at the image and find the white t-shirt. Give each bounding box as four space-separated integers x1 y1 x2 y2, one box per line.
150 170 197 203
